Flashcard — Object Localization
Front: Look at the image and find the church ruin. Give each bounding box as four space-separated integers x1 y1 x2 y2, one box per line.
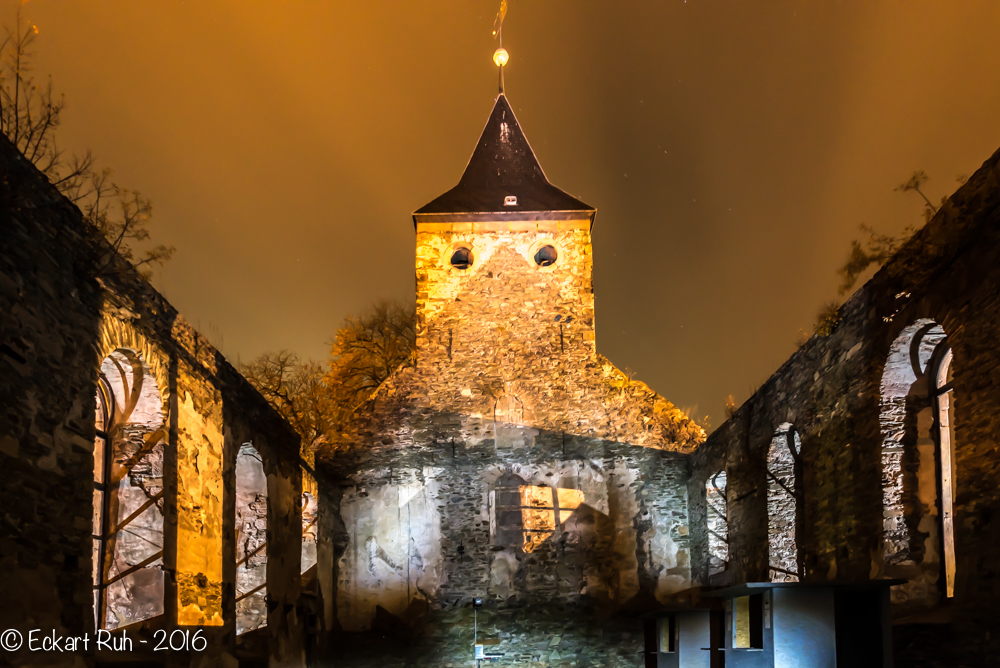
3 48 1000 668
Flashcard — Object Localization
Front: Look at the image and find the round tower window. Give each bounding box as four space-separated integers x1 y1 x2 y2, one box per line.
450 246 473 270
534 245 558 267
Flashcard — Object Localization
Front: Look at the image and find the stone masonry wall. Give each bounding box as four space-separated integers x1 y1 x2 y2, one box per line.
412 221 704 449
316 218 705 666
690 145 1000 666
321 421 691 667
0 137 304 667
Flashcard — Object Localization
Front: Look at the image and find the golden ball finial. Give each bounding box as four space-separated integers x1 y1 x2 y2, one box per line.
493 47 509 67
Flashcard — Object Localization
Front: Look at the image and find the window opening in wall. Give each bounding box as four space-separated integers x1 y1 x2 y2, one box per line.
236 443 267 635
932 345 956 598
880 320 955 602
767 423 800 582
302 463 319 574
644 614 677 666
732 593 764 649
92 376 113 630
489 473 584 553
450 246 473 270
494 394 523 424
92 349 166 630
706 471 728 576
533 244 558 267
658 615 676 653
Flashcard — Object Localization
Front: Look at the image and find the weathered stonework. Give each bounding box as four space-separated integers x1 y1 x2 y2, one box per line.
766 424 799 582
691 145 1000 666
315 94 703 666
0 136 306 666
4 71 999 666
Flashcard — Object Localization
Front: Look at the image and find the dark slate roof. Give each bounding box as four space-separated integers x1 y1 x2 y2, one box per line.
413 94 595 224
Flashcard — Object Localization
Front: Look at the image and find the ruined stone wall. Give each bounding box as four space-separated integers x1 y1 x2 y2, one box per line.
0 138 304 666
321 422 692 667
316 218 704 666
690 145 1000 665
0 142 105 668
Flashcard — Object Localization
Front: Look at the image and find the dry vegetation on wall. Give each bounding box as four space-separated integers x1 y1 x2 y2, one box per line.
807 171 966 338
0 8 173 277
738 172 960 429
694 145 1000 665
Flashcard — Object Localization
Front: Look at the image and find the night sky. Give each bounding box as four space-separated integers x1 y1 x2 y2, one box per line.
17 1 1000 427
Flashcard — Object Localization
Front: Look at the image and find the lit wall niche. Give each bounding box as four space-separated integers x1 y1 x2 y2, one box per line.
880 319 956 601
706 471 728 576
93 349 166 629
235 443 267 634
490 474 584 553
767 423 800 582
176 364 224 626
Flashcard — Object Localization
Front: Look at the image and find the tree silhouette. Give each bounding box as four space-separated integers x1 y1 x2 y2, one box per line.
241 300 416 451
0 8 173 277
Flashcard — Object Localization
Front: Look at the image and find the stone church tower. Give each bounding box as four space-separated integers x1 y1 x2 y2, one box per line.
321 91 704 665
411 93 601 434
406 92 699 446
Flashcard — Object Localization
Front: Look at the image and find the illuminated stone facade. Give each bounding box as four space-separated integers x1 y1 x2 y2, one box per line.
4 73 1000 668
317 94 704 666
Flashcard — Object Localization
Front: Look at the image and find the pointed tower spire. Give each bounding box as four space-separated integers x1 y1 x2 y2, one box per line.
413 6 593 226
413 95 593 224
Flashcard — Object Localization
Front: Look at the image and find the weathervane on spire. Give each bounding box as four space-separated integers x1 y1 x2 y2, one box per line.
492 0 509 94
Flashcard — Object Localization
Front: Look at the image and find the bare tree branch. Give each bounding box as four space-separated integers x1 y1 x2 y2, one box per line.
240 301 416 452
1 8 174 278
835 170 954 297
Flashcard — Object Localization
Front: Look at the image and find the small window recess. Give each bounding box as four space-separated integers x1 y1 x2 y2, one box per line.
449 245 474 270
732 594 765 650
534 244 558 267
659 615 677 653
504 195 517 206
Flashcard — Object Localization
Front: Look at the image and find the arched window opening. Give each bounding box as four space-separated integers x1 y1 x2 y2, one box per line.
494 394 523 425
491 472 527 549
236 443 267 635
767 423 800 582
880 320 955 602
932 345 956 598
92 349 166 630
301 466 319 574
706 471 728 577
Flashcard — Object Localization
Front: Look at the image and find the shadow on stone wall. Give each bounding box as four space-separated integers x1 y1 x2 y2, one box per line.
315 410 694 666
